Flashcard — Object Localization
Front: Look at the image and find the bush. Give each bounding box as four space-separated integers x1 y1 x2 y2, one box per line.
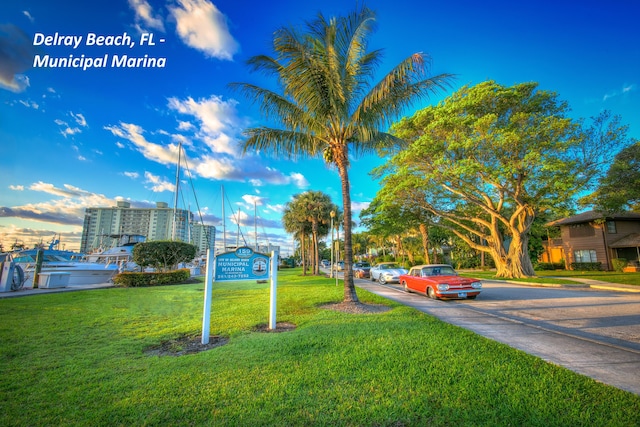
612 258 627 273
133 241 197 272
112 269 191 287
536 262 565 271
570 262 602 271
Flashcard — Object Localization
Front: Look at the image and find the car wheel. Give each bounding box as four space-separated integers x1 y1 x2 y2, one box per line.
403 281 409 292
468 295 477 300
370 274 376 282
378 276 386 285
427 286 437 299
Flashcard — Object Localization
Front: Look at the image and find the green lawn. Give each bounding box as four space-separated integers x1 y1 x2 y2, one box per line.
460 269 640 286
1 269 638 426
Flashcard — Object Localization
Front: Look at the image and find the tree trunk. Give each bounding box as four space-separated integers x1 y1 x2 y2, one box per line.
491 233 535 278
301 233 307 276
336 157 359 303
419 223 431 264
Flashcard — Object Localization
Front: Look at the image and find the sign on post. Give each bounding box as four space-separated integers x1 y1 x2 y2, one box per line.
214 247 270 282
202 247 278 343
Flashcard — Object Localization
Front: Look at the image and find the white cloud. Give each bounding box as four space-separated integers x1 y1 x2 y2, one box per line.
55 118 81 137
0 24 35 93
23 11 34 22
144 171 175 193
168 95 242 156
603 83 637 101
105 122 180 166
265 204 285 214
70 112 88 127
9 185 24 191
169 0 239 60
0 183 114 227
19 99 38 109
124 171 139 179
177 120 195 131
351 201 370 212
289 172 310 188
128 0 165 31
242 194 266 206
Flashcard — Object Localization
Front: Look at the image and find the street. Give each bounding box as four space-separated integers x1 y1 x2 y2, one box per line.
348 273 640 395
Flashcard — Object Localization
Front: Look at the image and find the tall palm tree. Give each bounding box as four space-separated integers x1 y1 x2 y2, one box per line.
299 191 334 275
231 5 453 303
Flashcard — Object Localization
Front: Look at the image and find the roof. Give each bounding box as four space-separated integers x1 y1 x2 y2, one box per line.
547 210 640 227
609 233 640 248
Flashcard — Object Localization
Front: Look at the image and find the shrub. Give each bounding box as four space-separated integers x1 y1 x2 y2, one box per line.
112 269 191 287
570 262 602 271
537 262 565 271
612 258 627 273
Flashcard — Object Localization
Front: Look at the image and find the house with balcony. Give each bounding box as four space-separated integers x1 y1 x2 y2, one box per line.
542 211 640 271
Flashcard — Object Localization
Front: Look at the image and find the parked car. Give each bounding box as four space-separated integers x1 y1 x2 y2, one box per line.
399 264 482 300
321 259 330 268
353 262 371 278
369 262 408 284
334 261 344 271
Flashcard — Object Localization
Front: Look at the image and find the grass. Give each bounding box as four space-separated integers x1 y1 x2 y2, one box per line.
460 269 640 286
1 268 639 426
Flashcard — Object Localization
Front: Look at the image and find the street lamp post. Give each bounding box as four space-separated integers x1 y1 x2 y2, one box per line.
330 211 335 279
335 220 339 287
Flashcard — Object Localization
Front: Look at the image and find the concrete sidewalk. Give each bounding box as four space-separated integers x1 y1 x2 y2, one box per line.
501 277 640 293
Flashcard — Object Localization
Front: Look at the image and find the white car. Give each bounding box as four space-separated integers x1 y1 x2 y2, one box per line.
370 262 408 284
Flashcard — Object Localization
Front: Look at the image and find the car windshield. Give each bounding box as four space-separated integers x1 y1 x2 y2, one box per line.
355 263 370 268
422 266 457 276
380 264 400 269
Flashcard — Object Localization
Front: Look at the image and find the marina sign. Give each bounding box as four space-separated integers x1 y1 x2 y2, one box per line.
214 247 270 282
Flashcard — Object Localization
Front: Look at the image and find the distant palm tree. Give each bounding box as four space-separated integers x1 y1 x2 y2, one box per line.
282 196 311 275
231 5 453 303
298 191 335 275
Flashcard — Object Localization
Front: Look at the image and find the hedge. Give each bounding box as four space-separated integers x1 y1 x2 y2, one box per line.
112 269 191 287
570 262 602 271
536 262 565 271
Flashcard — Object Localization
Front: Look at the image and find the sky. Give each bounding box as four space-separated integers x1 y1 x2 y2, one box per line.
1 0 639 255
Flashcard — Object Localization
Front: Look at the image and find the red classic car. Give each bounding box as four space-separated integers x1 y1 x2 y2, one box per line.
399 264 482 300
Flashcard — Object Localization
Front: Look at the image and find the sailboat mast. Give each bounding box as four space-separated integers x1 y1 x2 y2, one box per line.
172 141 182 241
222 185 226 252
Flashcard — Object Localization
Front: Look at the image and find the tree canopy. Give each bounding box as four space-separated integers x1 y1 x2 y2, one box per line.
376 81 628 278
580 140 640 213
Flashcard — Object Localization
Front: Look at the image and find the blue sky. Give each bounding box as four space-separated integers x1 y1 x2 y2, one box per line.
1 0 639 254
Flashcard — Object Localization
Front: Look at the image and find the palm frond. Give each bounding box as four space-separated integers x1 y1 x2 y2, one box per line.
242 127 326 160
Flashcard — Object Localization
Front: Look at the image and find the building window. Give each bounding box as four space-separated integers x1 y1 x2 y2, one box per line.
574 249 597 263
568 223 595 238
606 221 617 234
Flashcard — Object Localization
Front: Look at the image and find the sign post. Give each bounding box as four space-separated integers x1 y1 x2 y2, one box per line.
269 250 278 330
201 247 215 344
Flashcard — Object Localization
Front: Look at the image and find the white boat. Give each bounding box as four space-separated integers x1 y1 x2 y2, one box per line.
84 234 145 272
9 249 118 286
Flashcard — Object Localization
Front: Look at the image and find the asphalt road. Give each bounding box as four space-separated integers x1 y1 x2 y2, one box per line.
350 274 640 396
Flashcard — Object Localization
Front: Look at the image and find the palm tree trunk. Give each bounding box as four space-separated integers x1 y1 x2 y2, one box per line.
336 160 359 303
419 223 431 264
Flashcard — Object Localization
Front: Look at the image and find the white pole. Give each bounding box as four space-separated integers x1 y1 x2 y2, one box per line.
201 247 215 344
269 250 278 330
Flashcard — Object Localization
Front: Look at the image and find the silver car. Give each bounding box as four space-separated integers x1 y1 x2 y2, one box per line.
369 262 408 284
